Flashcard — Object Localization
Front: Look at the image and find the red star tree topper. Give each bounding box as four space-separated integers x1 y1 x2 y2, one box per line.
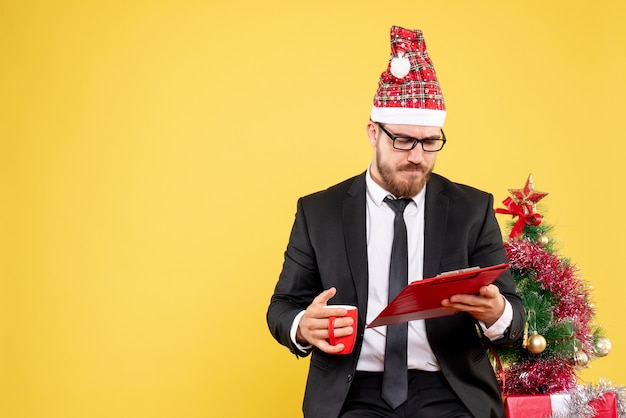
496 174 548 239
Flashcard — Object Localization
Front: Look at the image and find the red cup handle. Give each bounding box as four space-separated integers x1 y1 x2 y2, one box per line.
328 316 337 345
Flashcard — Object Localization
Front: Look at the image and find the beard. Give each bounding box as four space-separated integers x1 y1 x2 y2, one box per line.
375 153 433 198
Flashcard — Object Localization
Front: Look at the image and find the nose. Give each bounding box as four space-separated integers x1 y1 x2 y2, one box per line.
406 144 424 164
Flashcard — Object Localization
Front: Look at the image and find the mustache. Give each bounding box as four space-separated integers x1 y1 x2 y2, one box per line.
399 163 424 171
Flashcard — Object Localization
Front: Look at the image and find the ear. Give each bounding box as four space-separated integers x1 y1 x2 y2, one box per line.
366 121 378 147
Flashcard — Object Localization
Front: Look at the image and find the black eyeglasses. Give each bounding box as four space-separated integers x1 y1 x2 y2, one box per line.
378 123 446 152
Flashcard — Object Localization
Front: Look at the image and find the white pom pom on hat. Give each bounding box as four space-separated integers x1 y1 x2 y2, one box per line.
390 52 411 79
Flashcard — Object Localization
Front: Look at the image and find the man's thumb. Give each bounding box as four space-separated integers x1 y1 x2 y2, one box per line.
314 287 336 305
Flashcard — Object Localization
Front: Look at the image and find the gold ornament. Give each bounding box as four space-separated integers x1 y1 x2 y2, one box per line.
572 350 589 367
537 235 549 246
527 333 547 354
594 337 612 357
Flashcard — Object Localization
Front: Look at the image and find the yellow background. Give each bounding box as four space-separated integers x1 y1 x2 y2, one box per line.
1 1 625 417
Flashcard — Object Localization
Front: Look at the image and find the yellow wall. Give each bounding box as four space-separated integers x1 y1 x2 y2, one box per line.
1 1 624 417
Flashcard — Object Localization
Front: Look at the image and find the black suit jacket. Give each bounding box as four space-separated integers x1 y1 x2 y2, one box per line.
267 172 524 418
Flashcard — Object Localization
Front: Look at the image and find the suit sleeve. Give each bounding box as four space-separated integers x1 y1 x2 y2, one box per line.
267 198 323 356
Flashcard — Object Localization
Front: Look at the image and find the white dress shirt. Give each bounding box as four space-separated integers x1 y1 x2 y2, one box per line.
357 168 437 371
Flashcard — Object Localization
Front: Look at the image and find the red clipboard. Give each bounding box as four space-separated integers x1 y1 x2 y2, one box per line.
367 263 509 328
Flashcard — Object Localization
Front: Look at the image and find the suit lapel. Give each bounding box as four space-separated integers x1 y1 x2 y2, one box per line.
343 173 369 317
423 175 449 278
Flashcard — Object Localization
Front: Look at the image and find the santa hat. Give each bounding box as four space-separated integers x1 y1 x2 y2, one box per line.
370 26 446 127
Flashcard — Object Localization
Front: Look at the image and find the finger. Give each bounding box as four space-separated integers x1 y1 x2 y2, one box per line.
448 293 477 305
312 288 348 318
443 295 485 311
312 287 337 306
331 316 355 328
303 317 336 335
479 285 500 298
322 305 349 319
328 322 355 338
318 340 346 354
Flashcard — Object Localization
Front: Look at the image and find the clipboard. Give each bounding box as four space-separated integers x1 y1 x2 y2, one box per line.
367 263 509 328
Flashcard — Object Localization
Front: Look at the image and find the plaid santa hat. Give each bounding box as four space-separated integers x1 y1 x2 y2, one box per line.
370 26 446 127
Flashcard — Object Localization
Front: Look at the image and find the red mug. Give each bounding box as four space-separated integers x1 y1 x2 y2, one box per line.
324 305 358 355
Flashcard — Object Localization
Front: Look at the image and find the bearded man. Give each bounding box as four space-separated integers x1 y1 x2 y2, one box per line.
267 26 524 418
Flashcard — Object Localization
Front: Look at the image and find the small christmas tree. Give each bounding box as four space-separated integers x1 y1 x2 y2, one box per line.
493 175 612 395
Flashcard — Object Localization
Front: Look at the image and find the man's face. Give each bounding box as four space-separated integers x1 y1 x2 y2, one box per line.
366 121 442 197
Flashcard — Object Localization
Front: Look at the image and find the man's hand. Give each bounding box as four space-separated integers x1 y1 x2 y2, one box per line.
440 284 505 328
296 287 355 354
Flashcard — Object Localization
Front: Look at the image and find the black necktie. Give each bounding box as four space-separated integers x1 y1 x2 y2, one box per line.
382 197 410 409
